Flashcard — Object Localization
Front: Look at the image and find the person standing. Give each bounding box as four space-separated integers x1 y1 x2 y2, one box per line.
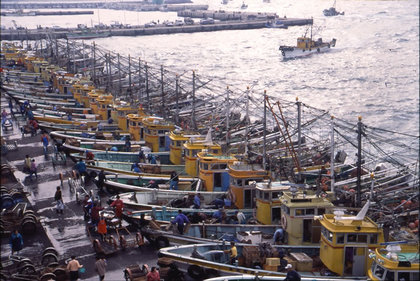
146 266 160 281
224 241 238 265
97 214 107 241
41 132 50 156
193 193 201 209
23 155 31 173
124 136 131 152
283 264 301 281
94 255 107 281
54 186 64 214
67 256 83 281
110 195 124 226
90 202 104 226
171 210 190 235
236 211 246 224
96 169 106 192
169 171 179 190
9 229 23 255
75 159 88 177
29 159 38 180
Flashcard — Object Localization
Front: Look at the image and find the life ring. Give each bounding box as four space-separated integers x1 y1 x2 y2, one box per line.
281 215 287 230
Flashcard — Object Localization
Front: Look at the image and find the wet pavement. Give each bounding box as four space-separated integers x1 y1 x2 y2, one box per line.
1 95 159 280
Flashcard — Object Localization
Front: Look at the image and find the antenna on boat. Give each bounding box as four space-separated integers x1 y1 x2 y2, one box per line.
203 128 213 145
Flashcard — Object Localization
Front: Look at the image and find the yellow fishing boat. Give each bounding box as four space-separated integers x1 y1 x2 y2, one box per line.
368 241 419 281
127 112 147 141
97 93 113 120
228 162 270 209
197 151 237 192
169 130 203 165
319 202 385 276
183 132 222 177
143 117 174 152
114 105 141 132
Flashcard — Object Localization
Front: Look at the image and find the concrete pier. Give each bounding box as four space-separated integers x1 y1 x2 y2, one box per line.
0 18 313 41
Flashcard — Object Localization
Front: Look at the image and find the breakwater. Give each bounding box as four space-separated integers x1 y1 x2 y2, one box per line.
1 10 94 16
0 18 313 41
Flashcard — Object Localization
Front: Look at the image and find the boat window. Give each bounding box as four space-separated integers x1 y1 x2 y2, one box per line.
281 205 290 215
397 272 410 281
158 130 166 134
295 209 304 216
321 227 333 242
192 150 200 157
347 234 357 243
357 234 367 243
306 208 314 215
336 234 345 244
264 191 269 200
212 149 220 154
202 163 208 170
272 192 280 199
318 208 325 215
176 141 182 147
256 190 261 199
219 164 227 169
236 179 243 186
411 271 419 281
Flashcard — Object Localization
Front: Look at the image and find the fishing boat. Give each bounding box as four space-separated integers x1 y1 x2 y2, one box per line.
159 202 386 279
265 20 288 29
123 209 276 248
241 2 248 9
66 30 111 40
323 0 344 16
279 25 336 60
367 241 419 281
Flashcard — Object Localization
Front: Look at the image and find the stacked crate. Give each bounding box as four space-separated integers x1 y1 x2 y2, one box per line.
242 246 264 267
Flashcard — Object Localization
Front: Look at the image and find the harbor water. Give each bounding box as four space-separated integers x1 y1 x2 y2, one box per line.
1 0 419 136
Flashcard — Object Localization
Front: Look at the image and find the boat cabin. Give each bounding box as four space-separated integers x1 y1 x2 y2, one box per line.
319 210 385 276
80 85 96 107
143 117 174 152
197 151 237 192
87 90 100 114
115 106 140 131
297 37 315 50
169 130 202 165
127 113 146 141
55 71 74 95
97 94 113 120
368 242 419 281
228 162 269 209
183 139 222 177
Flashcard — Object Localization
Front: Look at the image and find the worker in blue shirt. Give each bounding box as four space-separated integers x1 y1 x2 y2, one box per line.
171 210 190 235
274 227 285 244
193 194 201 209
212 208 226 223
75 159 88 177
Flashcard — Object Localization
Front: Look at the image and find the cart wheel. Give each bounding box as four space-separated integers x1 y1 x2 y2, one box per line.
42 247 58 257
18 263 36 275
23 210 35 216
136 232 144 247
23 213 37 221
53 268 66 281
21 216 36 226
0 196 14 209
17 258 33 268
47 262 59 268
120 235 127 250
21 219 37 234
93 239 104 254
110 236 118 250
41 253 58 266
40 272 56 281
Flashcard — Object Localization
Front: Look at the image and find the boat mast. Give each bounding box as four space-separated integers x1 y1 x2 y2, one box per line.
296 97 302 181
356 116 363 207
245 86 249 157
226 86 230 146
330 115 335 193
263 90 267 170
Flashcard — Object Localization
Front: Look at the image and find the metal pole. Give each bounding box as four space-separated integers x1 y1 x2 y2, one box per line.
66 39 70 72
175 74 179 125
263 90 267 170
356 116 363 207
128 54 132 98
160 65 165 118
93 42 96 86
245 86 249 156
296 97 302 180
330 115 335 193
117 53 121 96
192 70 196 130
138 58 142 102
226 86 230 145
145 62 149 110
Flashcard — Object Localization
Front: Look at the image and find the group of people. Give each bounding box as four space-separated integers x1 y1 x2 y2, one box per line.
23 154 38 181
